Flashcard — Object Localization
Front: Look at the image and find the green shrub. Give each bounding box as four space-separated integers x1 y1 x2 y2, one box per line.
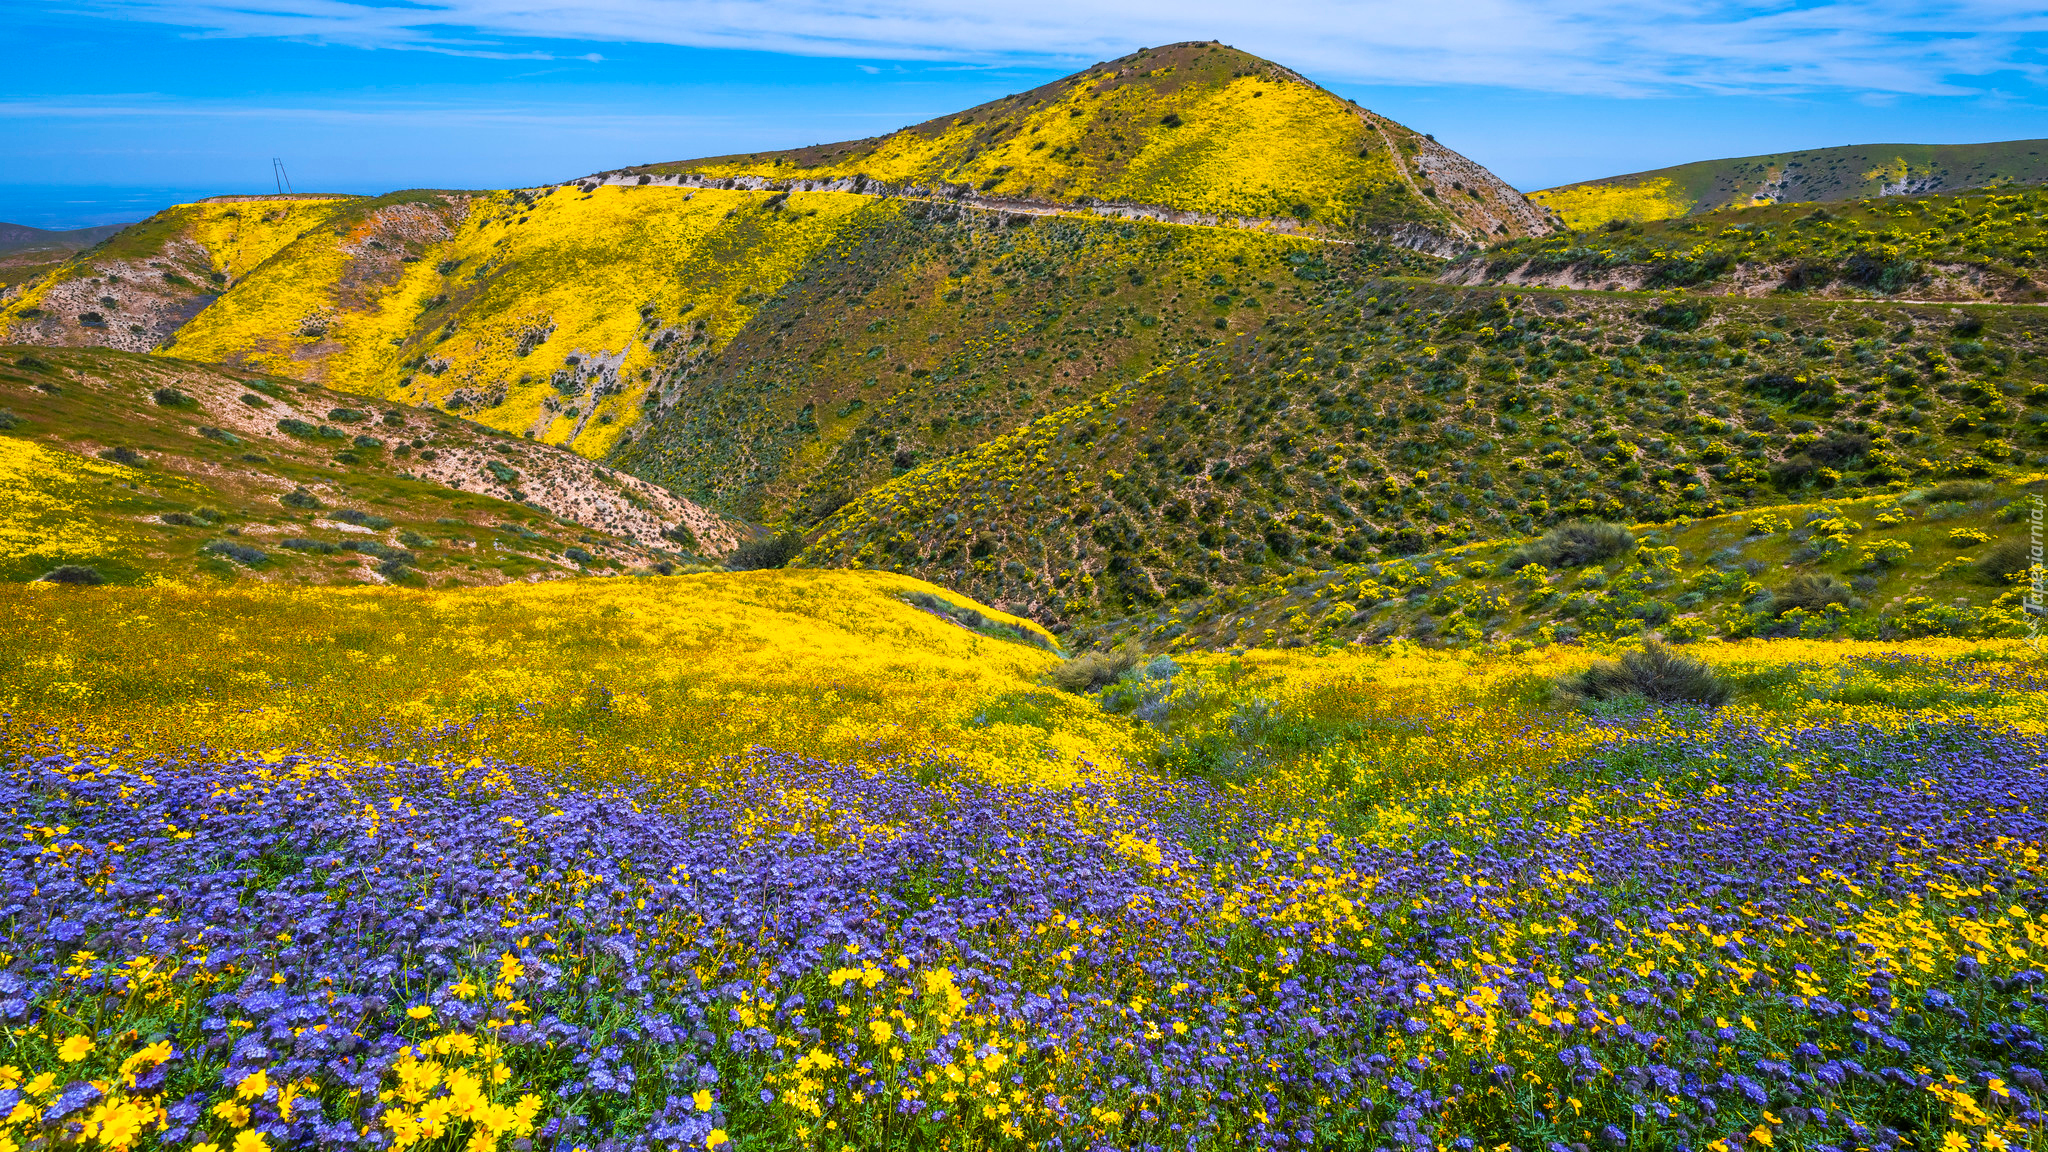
202 539 267 566
38 564 104 585
1501 520 1636 571
281 488 322 510
1568 641 1732 707
333 509 394 530
0 409 18 430
1643 300 1712 331
564 546 595 565
197 425 239 444
1047 647 1139 694
1920 480 1993 502
277 418 318 436
1975 538 2036 583
1775 572 1856 615
151 387 189 407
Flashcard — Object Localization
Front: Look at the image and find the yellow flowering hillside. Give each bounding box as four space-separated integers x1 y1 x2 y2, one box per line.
1 196 356 352
0 568 1125 790
632 42 1549 245
1531 137 2048 228
165 186 888 458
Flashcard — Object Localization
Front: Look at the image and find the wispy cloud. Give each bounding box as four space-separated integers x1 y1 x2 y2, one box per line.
35 0 2048 96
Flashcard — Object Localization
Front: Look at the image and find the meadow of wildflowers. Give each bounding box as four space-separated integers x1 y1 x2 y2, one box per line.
1 568 2043 1152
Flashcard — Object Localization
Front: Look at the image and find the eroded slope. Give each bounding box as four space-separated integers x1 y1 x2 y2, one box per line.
0 346 738 585
1 196 357 351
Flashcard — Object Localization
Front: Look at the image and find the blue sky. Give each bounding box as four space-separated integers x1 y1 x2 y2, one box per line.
3 0 2044 229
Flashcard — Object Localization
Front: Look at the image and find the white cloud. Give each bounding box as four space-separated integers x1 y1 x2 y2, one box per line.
36 0 2048 97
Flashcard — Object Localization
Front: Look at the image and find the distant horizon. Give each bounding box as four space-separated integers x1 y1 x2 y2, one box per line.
7 0 2044 231
7 127 2047 232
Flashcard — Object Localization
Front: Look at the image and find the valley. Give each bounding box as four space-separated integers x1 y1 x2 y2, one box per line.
3 38 2046 1152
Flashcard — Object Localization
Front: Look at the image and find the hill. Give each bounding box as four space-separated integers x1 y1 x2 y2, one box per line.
0 196 359 350
1531 138 2048 227
0 220 135 295
613 205 1430 521
1448 185 2048 301
0 345 738 586
0 45 1541 529
1081 475 2041 652
154 186 1401 493
796 280 2047 631
0 220 130 256
616 42 1554 252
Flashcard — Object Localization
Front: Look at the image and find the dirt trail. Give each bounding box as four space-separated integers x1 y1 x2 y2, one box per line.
1361 115 1475 248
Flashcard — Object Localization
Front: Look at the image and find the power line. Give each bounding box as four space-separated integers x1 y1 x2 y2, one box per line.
272 158 294 195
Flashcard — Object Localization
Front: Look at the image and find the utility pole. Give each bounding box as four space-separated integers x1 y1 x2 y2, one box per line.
272 158 294 195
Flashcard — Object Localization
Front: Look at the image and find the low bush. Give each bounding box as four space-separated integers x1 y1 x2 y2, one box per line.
1919 480 1993 502
202 540 267 566
1775 572 1856 615
333 509 393 530
1046 647 1140 693
1975 538 2036 583
1501 521 1636 571
151 387 189 407
1567 641 1732 707
38 565 104 585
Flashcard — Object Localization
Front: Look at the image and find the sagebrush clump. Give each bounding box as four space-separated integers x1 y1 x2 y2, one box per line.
1567 640 1733 707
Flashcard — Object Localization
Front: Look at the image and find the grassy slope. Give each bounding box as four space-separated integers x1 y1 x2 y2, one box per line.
0 346 739 586
1092 476 2040 652
1531 138 2048 227
615 201 1433 521
797 279 2047 631
0 567 1110 787
0 198 357 350
1452 185 2048 301
628 42 1548 246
